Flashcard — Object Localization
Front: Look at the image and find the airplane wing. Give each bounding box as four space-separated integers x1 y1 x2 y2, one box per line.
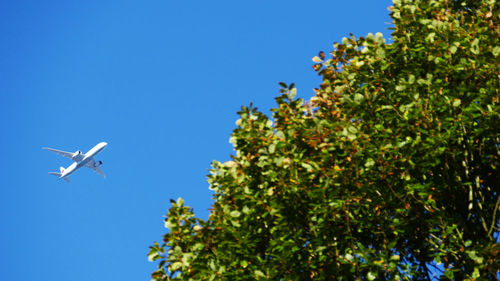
85 158 106 178
43 147 74 160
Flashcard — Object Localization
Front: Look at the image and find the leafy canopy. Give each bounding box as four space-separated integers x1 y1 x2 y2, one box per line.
150 0 499 280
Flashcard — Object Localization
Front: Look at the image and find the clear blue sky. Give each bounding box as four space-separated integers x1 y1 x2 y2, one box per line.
0 1 391 280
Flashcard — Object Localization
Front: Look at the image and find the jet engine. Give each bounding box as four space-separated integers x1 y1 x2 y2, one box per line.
94 160 103 167
73 150 82 158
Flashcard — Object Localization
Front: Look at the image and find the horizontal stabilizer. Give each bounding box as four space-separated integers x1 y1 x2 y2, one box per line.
48 172 70 183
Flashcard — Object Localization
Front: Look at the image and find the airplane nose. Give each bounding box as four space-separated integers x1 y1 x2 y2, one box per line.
101 142 108 146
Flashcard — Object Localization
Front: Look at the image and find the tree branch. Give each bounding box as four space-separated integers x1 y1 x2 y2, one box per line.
487 195 500 237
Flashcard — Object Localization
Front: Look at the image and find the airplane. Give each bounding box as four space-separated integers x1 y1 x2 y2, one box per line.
43 142 108 182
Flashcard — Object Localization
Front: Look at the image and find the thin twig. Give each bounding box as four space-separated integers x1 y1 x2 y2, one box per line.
487 195 500 237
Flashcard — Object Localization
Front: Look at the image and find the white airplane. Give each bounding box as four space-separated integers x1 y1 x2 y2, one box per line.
43 142 108 182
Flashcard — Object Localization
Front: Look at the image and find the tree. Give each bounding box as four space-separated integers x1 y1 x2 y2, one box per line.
149 0 499 279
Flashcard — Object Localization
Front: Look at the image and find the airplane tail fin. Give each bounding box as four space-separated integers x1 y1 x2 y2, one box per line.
60 167 65 173
48 171 70 183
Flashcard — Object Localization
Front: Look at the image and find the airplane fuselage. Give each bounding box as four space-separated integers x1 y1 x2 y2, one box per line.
60 142 108 178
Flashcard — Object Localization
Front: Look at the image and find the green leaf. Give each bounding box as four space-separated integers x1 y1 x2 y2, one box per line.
472 268 480 278
267 187 274 196
193 243 204 251
492 46 500 57
147 250 159 261
426 32 436 43
375 32 384 43
301 162 313 172
376 48 386 58
269 143 276 154
354 93 365 104
450 42 460 54
276 130 285 139
367 272 376 281
254 270 265 278
365 158 375 168
467 250 484 264
171 262 183 271
312 56 323 63
176 197 184 206
408 74 415 84
395 84 406 91
164 219 174 230
470 38 479 54
230 210 241 218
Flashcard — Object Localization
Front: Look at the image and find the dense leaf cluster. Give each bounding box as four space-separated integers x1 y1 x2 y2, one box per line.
149 0 499 280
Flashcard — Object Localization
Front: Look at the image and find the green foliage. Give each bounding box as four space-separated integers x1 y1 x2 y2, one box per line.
150 0 499 279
